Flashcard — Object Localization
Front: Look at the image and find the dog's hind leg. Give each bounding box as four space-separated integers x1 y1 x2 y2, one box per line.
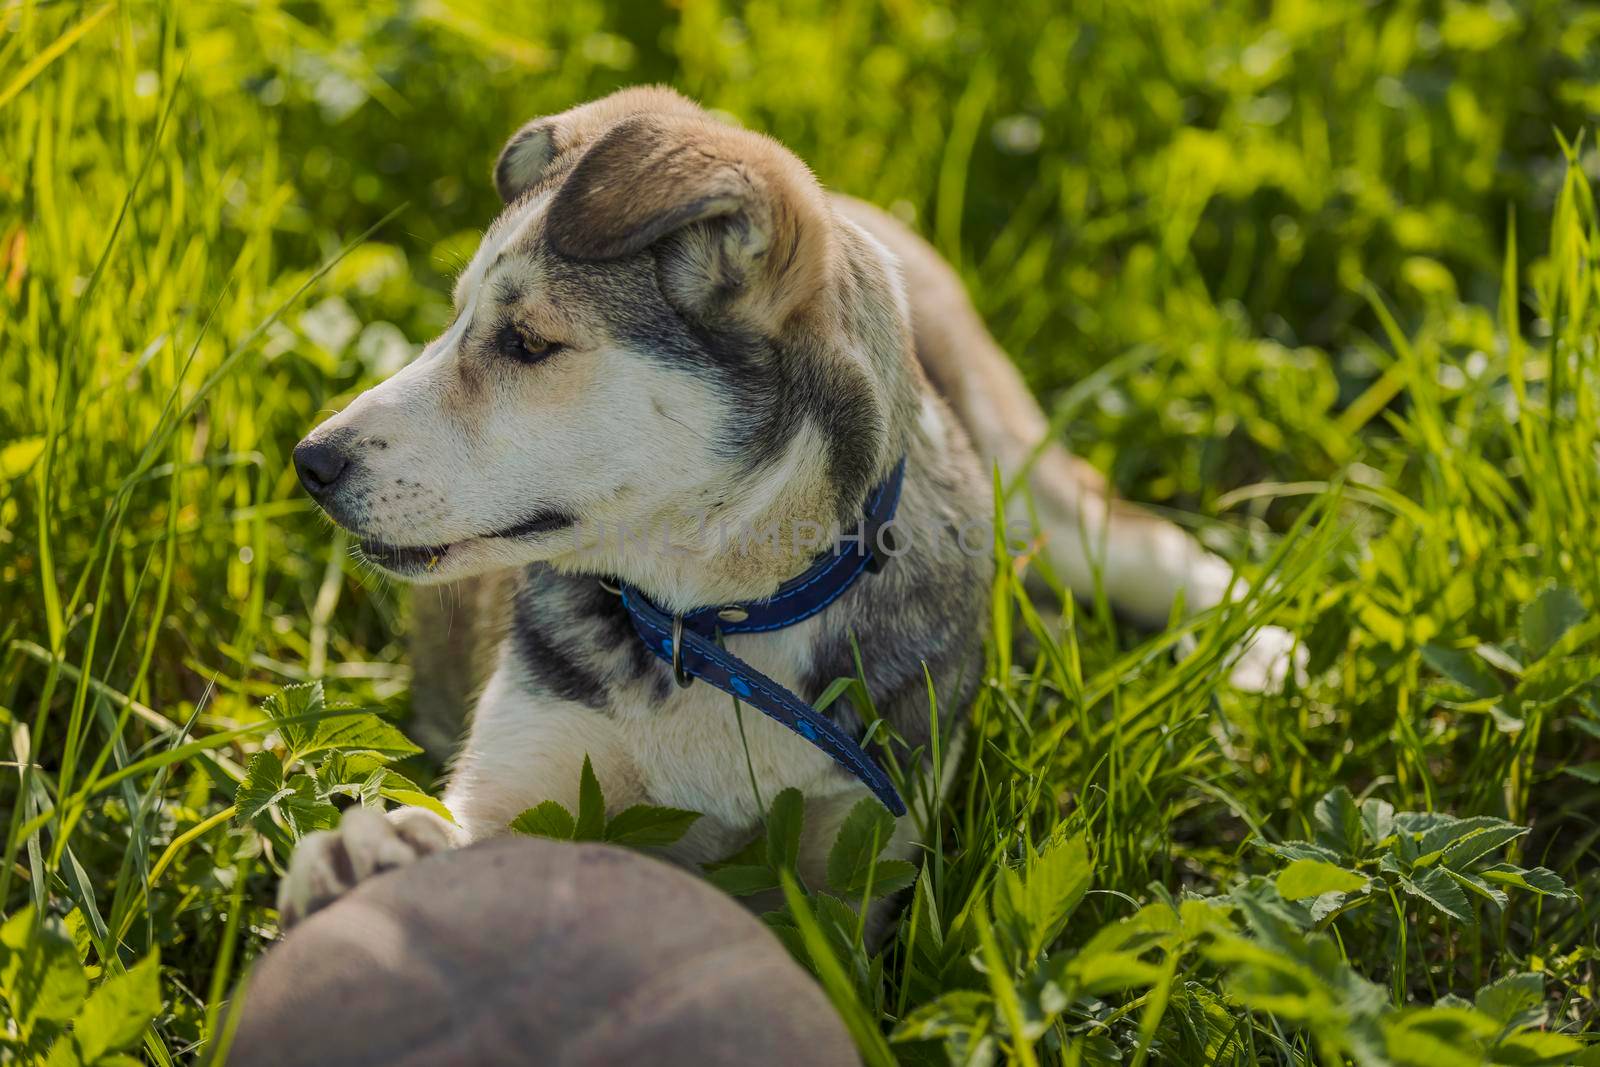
834 196 1296 688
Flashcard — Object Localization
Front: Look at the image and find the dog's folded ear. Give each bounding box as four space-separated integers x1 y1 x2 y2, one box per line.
546 112 831 324
493 86 708 205
494 120 559 205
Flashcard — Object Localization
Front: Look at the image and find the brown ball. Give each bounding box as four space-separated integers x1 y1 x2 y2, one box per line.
222 837 861 1067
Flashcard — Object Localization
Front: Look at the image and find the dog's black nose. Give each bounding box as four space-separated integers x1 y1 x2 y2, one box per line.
293 436 352 497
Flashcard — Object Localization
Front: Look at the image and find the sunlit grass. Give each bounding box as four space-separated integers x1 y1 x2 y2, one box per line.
2 2 1598 1063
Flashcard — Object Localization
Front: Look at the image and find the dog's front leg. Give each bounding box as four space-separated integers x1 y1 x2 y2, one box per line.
440 669 644 841
278 669 640 928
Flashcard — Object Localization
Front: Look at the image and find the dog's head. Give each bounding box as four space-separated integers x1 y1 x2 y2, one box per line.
294 87 918 606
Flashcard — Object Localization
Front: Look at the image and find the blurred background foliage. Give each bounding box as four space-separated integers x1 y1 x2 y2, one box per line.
4 1 1600 1059
166 0 1597 502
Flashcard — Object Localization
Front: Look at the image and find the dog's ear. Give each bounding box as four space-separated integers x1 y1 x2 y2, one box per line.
546 112 830 323
494 121 559 204
493 87 712 205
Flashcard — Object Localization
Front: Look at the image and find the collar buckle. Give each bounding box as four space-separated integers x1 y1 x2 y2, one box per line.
669 614 695 689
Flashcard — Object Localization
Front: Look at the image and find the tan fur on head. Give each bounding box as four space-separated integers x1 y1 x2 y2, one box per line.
494 85 708 205
544 111 834 330
496 87 835 331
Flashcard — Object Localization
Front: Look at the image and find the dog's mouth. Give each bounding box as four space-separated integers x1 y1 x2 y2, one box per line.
356 509 576 576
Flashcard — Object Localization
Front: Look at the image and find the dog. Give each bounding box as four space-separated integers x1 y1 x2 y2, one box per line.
278 86 1293 925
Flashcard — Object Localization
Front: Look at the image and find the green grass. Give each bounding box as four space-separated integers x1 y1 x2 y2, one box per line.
3 1 1600 1063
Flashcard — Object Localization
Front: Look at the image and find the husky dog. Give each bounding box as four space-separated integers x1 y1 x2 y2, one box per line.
279 87 1291 924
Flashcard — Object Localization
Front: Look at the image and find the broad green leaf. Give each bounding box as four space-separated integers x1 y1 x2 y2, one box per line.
1071 951 1164 995
574 755 606 842
1421 644 1502 700
377 769 455 824
1361 798 1396 845
263 682 419 763
1179 897 1236 939
1473 971 1544 1028
1395 810 1459 838
1477 863 1573 899
704 864 780 897
1444 868 1508 910
1402 867 1474 923
1440 824 1528 870
355 767 387 809
826 797 896 896
1494 1028 1584 1062
765 788 805 874
73 953 161 1062
891 990 992 1042
260 682 327 758
604 804 701 848
1517 653 1600 708
867 860 917 899
278 775 340 838
509 801 576 841
1520 586 1586 659
1080 903 1181 960
994 832 1091 960
1313 786 1363 856
232 751 292 828
1254 839 1345 865
1382 1006 1497 1067
1309 888 1361 924
0 907 89 1037
292 714 420 763
1018 833 1091 954
1206 933 1341 1028
1417 814 1520 861
43 1036 83 1067
1276 858 1368 900
1212 889 1390 1050
1562 761 1600 784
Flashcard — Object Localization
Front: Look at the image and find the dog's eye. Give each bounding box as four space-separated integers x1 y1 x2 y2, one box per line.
501 324 564 366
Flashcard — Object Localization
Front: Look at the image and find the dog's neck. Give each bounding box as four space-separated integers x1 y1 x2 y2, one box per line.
547 446 906 614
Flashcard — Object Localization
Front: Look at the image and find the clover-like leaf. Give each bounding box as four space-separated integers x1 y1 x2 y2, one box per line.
826 797 897 897
509 800 577 841
604 804 701 848
233 752 292 829
765 788 805 875
574 755 606 842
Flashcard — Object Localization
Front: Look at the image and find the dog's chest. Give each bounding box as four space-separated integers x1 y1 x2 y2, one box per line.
608 625 854 826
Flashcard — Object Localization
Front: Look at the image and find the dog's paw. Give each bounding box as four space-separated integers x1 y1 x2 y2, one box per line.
276 806 459 929
1227 624 1308 693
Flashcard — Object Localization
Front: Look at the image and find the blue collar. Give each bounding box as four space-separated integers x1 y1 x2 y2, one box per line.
617 457 908 815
